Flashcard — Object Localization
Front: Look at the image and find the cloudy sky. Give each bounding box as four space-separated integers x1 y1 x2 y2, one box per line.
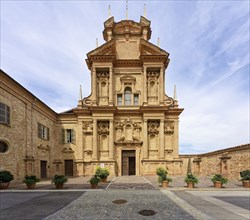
1 1 249 154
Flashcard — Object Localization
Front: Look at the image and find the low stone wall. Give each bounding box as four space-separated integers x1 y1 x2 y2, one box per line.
180 144 250 180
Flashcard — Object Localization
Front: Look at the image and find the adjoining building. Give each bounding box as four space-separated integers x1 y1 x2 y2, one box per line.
1 15 249 182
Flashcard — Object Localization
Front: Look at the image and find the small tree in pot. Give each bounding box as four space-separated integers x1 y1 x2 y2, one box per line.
23 175 40 189
184 173 198 188
52 175 68 189
89 175 101 189
0 170 14 189
95 167 110 182
156 167 172 188
211 174 228 188
240 170 250 188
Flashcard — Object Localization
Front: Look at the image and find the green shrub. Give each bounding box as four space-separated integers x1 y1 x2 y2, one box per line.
89 175 101 185
156 167 168 176
211 174 228 184
23 175 40 185
95 167 110 179
0 170 14 183
52 175 68 185
184 173 199 184
240 170 250 181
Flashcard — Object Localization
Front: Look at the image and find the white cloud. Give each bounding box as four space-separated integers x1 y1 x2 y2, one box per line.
1 1 249 153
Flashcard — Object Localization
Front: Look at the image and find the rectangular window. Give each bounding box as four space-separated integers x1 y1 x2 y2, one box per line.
0 102 10 125
134 94 139 105
38 123 49 140
62 129 75 144
117 94 122 106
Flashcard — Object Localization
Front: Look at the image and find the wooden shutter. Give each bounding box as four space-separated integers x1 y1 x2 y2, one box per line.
38 123 42 138
72 129 76 144
62 129 65 144
6 106 10 125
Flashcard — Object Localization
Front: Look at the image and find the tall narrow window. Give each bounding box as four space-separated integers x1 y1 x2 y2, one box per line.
38 123 49 140
124 87 132 106
0 103 10 125
134 94 139 105
117 94 122 106
62 129 75 144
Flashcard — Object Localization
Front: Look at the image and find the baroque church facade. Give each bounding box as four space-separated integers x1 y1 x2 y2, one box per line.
1 15 249 182
0 15 184 181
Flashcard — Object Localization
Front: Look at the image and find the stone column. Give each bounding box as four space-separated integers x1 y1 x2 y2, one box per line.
92 67 97 105
143 119 148 159
109 66 113 105
109 119 114 159
173 120 179 158
159 119 165 158
92 119 98 160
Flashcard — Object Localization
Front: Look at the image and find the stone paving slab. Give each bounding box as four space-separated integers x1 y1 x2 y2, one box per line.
172 190 250 220
0 192 84 220
45 190 195 220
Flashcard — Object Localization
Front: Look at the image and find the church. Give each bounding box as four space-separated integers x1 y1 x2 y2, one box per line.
2 13 248 182
0 14 184 181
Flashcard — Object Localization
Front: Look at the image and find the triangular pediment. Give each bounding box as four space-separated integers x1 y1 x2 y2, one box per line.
87 39 116 57
140 39 169 56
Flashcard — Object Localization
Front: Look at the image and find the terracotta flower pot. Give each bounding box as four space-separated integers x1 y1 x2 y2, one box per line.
55 184 64 189
0 182 10 190
26 183 36 189
91 184 98 189
242 180 250 188
162 181 169 188
187 182 194 188
214 181 222 188
101 177 108 183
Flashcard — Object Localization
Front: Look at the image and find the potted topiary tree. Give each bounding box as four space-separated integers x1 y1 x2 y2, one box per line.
211 174 228 188
52 175 68 189
0 170 14 189
23 175 40 189
240 170 250 188
156 167 172 188
89 175 101 189
95 167 110 183
184 173 199 188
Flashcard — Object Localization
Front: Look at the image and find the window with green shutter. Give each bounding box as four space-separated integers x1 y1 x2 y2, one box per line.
0 102 10 125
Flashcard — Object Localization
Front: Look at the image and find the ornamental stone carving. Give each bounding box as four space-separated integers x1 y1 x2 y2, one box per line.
164 121 174 134
114 118 142 146
148 121 159 135
83 121 93 135
98 121 109 135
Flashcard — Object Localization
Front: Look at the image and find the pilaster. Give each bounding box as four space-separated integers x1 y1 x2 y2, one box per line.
109 119 114 159
143 119 148 158
109 67 113 105
92 119 98 160
159 119 165 158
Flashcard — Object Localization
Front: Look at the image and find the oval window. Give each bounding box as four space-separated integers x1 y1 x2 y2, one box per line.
0 141 8 153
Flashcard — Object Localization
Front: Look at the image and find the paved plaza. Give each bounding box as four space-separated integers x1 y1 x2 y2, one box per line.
0 176 249 220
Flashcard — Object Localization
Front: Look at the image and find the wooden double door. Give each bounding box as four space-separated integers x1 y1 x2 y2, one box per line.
122 150 136 176
64 160 73 176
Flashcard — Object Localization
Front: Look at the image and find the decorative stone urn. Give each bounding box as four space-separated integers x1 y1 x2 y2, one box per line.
162 181 169 188
214 181 222 188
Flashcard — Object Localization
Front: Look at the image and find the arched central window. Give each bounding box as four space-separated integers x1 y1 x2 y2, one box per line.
124 87 132 105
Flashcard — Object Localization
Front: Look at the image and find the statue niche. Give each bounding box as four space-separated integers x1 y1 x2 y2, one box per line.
97 70 109 105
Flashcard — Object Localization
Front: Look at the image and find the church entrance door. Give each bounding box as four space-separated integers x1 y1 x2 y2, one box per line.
122 150 136 175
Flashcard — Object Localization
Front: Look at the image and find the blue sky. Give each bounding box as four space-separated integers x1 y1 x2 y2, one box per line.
1 1 249 154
